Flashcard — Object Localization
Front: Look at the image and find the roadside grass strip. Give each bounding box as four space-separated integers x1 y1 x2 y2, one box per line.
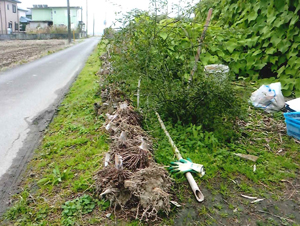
1 46 114 225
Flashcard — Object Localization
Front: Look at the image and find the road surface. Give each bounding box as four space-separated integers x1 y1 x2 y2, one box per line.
0 37 100 214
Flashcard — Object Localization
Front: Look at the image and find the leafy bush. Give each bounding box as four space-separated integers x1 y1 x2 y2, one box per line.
104 5 243 139
196 0 300 96
103 27 116 39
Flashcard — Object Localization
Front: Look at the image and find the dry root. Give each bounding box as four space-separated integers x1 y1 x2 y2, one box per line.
97 53 113 76
93 84 172 221
125 166 172 221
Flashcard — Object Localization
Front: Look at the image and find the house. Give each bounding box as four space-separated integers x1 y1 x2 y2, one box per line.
18 7 26 18
25 9 31 19
18 8 30 31
0 0 21 34
28 5 82 30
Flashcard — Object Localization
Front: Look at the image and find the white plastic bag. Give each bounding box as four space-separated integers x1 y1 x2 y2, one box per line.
250 82 285 113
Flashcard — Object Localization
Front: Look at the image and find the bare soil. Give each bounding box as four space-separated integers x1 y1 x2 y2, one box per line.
174 176 300 226
0 40 67 70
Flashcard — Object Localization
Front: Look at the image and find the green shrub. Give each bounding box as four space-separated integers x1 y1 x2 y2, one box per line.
103 6 243 140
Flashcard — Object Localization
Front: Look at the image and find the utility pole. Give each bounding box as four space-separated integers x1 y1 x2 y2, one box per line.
67 0 71 43
93 13 95 36
81 7 83 34
86 0 88 36
0 7 3 34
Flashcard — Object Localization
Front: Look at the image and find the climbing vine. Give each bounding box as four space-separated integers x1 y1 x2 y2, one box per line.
196 0 300 97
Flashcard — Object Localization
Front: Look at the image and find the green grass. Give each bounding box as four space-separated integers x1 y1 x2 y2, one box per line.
147 107 299 187
0 44 113 225
143 95 300 224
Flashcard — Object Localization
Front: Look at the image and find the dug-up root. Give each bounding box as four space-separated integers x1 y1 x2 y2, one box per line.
93 76 172 221
95 165 172 221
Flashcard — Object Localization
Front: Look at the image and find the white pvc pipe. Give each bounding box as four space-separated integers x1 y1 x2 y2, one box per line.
155 112 204 202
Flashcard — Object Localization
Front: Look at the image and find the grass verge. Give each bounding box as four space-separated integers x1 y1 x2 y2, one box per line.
0 45 114 225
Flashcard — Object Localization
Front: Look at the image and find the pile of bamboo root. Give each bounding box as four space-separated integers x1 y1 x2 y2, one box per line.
94 64 172 220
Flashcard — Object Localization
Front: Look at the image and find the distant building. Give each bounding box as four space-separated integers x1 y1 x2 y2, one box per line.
18 8 30 31
0 0 21 34
25 9 31 19
28 5 82 30
18 7 26 18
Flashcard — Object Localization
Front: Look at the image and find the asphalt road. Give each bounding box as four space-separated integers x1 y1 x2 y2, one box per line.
0 37 100 213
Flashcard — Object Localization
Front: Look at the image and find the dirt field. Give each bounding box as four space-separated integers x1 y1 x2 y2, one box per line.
0 40 68 70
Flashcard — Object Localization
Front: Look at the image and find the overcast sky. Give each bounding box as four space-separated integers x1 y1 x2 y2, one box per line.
18 0 197 35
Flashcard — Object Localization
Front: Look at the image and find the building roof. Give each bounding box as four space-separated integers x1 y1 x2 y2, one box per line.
29 6 81 9
18 8 28 12
26 9 32 15
29 20 52 23
20 16 31 23
0 0 22 3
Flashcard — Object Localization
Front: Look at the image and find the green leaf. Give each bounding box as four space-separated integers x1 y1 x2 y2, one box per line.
231 52 240 61
282 89 293 97
277 66 285 77
288 56 300 68
230 62 240 74
248 10 258 22
200 52 212 65
159 32 168 40
262 41 270 48
245 37 259 48
254 63 267 70
278 55 287 65
266 47 277 54
274 0 285 12
295 79 300 91
246 56 256 70
280 77 294 97
37 178 50 185
252 50 262 56
283 11 294 23
269 56 278 64
273 17 285 28
287 49 299 60
267 15 276 24
290 15 299 26
168 45 175 51
226 41 238 53
216 50 225 58
278 40 291 53
260 0 269 8
260 26 269 35
285 67 296 76
270 34 282 46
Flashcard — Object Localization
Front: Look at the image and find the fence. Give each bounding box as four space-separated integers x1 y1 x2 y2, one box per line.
0 33 86 40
